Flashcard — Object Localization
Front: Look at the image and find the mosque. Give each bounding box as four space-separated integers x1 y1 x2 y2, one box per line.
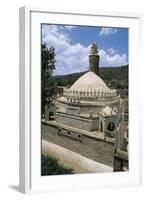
55 43 125 139
43 42 128 171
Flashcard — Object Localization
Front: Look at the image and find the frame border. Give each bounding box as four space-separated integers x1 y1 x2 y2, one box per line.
19 6 142 193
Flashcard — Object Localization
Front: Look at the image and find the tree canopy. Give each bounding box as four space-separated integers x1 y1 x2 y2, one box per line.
41 43 56 116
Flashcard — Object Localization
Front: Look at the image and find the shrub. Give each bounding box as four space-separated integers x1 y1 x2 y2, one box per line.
41 154 74 176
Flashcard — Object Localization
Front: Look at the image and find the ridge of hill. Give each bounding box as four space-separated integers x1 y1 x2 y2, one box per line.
53 65 128 90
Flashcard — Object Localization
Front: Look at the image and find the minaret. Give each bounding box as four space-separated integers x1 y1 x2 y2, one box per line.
89 42 100 75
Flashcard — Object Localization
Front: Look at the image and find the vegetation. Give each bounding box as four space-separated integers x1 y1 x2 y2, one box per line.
41 154 74 176
41 43 56 117
100 65 128 90
53 65 128 90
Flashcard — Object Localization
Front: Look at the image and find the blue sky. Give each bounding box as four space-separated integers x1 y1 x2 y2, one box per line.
42 24 128 75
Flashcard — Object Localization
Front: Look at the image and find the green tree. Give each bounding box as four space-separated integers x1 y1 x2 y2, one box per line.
41 43 56 117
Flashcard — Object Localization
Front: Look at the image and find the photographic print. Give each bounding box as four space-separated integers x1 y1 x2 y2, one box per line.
19 7 142 193
41 24 129 176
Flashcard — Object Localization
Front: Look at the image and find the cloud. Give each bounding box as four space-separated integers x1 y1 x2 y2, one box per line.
64 25 76 30
42 25 127 75
107 48 118 56
42 24 90 75
99 28 117 36
99 49 127 67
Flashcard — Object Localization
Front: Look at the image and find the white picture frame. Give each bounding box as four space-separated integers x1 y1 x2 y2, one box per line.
19 6 142 194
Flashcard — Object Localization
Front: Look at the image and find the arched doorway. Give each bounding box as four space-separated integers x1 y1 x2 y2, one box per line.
107 122 115 131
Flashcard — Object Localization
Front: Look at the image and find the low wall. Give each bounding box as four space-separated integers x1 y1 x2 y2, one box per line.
42 122 115 167
42 140 113 173
56 112 99 131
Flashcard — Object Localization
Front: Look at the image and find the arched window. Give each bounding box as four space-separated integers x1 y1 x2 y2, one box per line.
107 122 115 131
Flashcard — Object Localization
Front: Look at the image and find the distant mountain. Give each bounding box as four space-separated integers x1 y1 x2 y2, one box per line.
99 65 128 81
53 65 128 90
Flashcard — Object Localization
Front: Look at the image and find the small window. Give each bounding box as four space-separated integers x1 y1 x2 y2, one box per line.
100 122 103 132
49 111 54 120
78 135 81 138
68 131 71 135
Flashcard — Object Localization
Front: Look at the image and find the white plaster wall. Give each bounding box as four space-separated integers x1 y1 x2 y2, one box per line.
42 140 113 173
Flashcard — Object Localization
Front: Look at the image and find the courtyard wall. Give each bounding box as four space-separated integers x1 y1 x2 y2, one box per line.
42 122 115 167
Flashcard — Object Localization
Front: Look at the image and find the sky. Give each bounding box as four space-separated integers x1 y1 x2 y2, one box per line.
42 24 128 76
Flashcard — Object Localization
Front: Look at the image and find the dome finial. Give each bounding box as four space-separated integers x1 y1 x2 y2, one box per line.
90 42 98 55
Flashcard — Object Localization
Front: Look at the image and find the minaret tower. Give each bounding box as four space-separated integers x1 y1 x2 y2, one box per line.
89 42 100 75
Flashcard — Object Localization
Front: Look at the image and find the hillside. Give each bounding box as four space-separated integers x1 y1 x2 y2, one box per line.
53 65 128 90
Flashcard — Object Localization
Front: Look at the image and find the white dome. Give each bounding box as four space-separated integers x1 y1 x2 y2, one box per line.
70 71 110 92
102 106 112 116
101 106 118 117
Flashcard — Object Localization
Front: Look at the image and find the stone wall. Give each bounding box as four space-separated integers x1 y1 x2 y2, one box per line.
57 113 91 131
56 112 99 131
42 123 114 167
114 150 128 171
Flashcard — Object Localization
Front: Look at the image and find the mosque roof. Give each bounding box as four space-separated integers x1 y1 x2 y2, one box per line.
70 71 110 92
